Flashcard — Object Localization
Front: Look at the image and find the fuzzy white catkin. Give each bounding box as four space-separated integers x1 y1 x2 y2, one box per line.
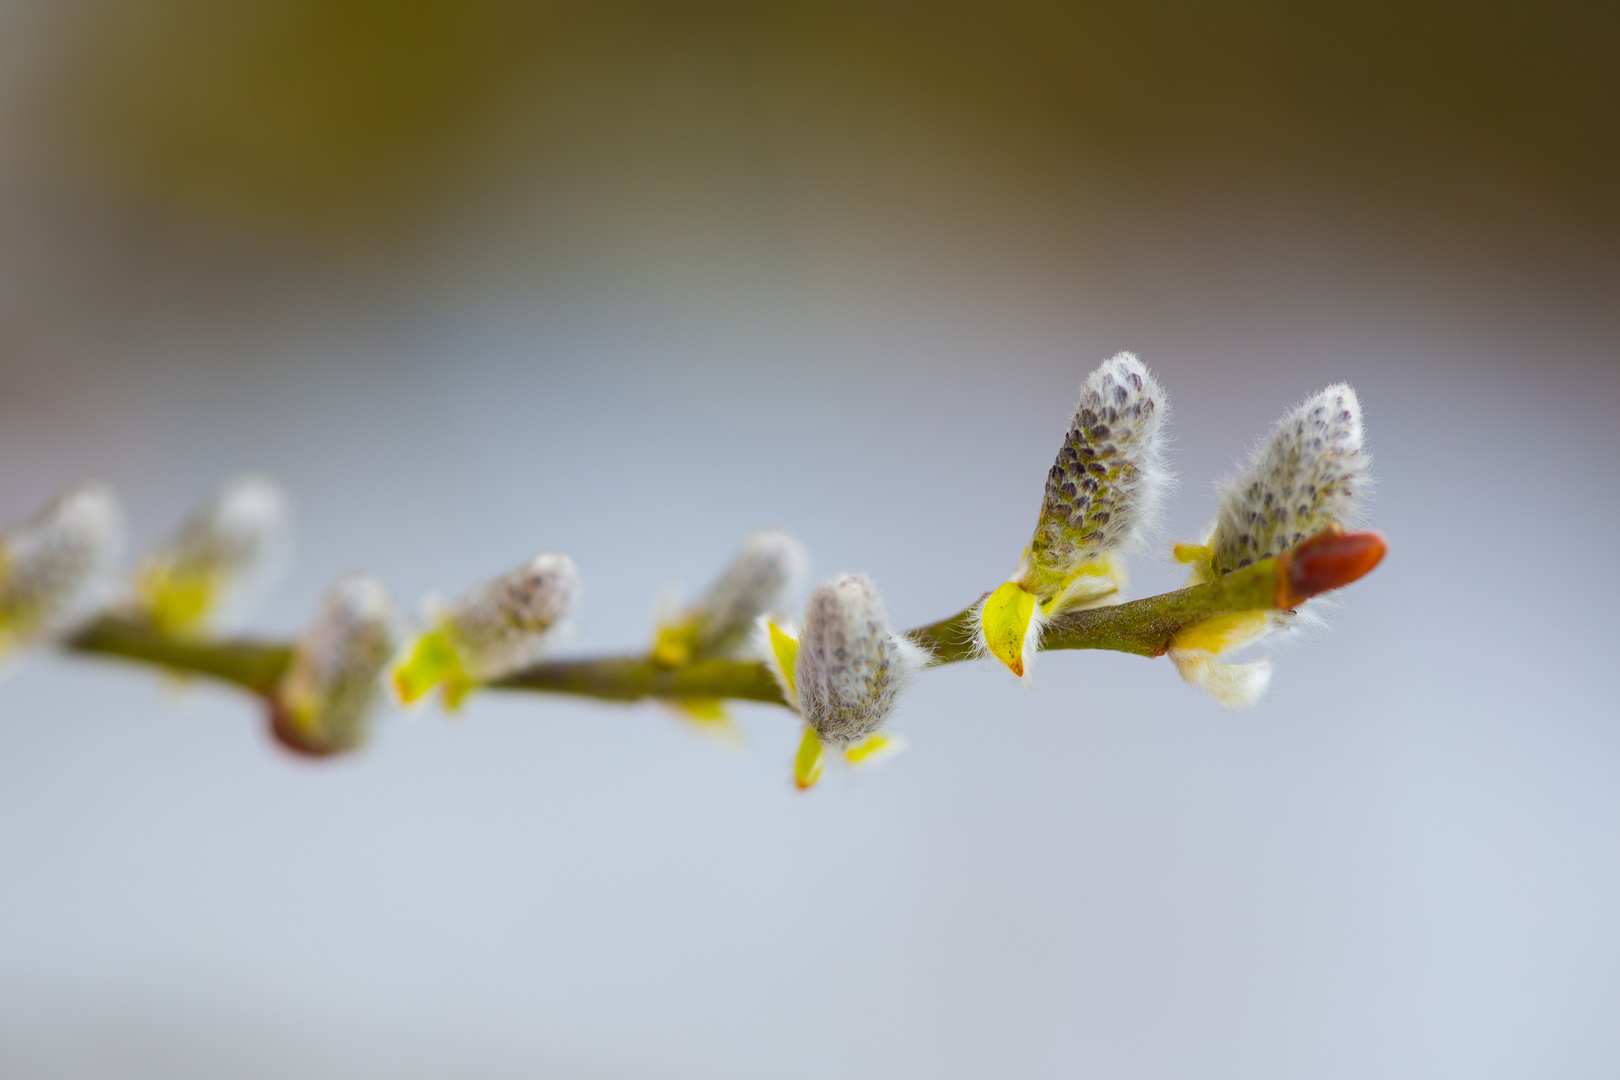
793 573 927 748
1209 384 1369 574
168 475 287 575
685 528 807 656
1171 384 1371 709
1018 352 1169 601
442 553 580 681
133 474 290 628
276 575 398 751
0 481 124 648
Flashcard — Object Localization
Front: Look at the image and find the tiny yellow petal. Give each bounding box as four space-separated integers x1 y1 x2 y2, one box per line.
678 696 726 721
1046 554 1125 613
1173 543 1212 565
1170 610 1269 656
392 628 462 705
768 621 799 698
440 672 475 712
981 581 1038 677
844 731 905 766
794 726 825 790
665 698 744 747
1066 558 1115 581
651 620 699 666
134 566 221 637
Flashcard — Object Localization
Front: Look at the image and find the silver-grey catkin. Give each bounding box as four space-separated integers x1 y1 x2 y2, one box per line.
1209 384 1369 574
275 575 398 753
0 480 124 649
684 528 807 657
1017 352 1169 600
442 552 580 681
793 572 926 748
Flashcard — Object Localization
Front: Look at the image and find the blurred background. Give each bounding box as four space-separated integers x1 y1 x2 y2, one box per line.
1 2 1617 1076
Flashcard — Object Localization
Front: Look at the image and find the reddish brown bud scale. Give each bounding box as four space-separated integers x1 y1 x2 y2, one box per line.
266 698 344 759
1277 530 1386 609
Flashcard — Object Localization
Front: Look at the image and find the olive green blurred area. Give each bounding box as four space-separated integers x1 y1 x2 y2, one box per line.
12 0 1618 249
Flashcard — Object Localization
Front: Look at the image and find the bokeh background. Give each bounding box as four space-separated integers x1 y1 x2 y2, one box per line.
1 2 1617 1077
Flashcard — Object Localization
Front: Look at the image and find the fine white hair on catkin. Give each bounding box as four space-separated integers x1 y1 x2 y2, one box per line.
277 575 398 751
793 573 928 748
1170 651 1273 709
1209 384 1370 575
1167 384 1373 708
442 552 580 681
1017 352 1171 600
170 475 289 576
0 480 124 648
685 528 807 657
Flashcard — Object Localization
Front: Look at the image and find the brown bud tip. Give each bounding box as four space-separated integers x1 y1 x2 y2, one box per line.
1277 530 1386 608
266 698 346 759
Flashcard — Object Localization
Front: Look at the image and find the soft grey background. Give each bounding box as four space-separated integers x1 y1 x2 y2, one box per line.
1 4 1618 1077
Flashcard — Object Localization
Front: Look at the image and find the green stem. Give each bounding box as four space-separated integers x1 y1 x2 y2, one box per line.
63 555 1288 708
908 556 1278 662
495 654 786 704
66 615 292 696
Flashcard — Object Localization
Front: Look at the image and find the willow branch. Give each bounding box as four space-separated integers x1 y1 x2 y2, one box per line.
68 616 292 696
62 531 1383 709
